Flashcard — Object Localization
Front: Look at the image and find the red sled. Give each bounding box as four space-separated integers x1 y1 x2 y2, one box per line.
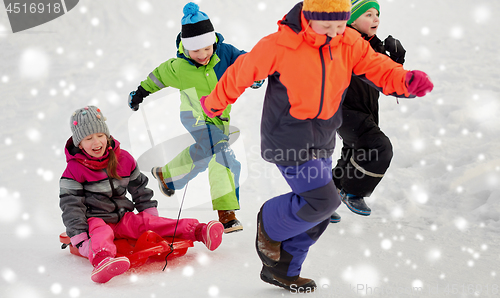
60 230 194 268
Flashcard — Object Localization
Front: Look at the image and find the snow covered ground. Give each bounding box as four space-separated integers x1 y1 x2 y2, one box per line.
1 0 500 297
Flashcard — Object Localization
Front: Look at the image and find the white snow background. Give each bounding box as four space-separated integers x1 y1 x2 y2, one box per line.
1 0 500 297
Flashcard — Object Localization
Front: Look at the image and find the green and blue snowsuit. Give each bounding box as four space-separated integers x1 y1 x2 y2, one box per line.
140 33 244 210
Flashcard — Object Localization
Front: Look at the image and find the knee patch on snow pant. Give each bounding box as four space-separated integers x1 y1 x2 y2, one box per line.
297 180 341 222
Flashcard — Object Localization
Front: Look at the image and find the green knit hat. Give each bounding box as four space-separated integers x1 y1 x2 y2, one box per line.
347 0 380 25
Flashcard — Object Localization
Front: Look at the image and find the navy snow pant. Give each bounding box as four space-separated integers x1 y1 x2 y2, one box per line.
261 158 341 278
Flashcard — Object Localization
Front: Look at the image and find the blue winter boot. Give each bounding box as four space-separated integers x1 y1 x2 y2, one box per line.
330 211 341 223
340 189 371 216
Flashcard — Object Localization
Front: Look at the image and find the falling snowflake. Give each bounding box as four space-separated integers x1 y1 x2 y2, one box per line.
15 224 32 239
26 129 41 142
138 1 153 14
342 265 380 296
454 217 468 231
130 274 139 282
196 252 210 266
412 139 425 152
473 6 490 23
381 239 392 250
0 188 22 223
208 285 219 297
412 280 424 292
450 26 463 39
50 283 62 294
19 48 50 78
391 206 404 219
2 268 16 283
182 266 194 277
69 287 80 298
427 249 442 262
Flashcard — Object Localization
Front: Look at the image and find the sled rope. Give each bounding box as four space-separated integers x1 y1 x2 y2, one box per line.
161 175 189 271
141 106 187 271
141 107 155 147
162 124 206 271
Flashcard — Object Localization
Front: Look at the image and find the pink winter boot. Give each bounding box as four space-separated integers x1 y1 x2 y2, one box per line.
195 221 224 251
91 252 130 283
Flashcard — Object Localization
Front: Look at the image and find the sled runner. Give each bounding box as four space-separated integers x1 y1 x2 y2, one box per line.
60 230 194 268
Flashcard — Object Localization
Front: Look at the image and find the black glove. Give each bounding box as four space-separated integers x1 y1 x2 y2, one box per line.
128 85 150 111
384 35 406 64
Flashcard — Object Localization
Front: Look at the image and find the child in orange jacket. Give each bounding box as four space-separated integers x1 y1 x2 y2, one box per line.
201 0 433 292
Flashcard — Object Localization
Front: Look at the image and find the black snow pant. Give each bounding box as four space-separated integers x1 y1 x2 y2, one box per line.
333 109 393 197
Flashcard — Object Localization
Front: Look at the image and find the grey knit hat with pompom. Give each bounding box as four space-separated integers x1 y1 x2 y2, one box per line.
70 106 109 146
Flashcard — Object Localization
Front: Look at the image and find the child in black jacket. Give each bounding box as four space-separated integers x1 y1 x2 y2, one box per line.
331 0 407 222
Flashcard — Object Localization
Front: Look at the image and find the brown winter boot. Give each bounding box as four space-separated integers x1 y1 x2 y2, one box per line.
256 211 281 267
260 265 317 292
217 210 243 234
151 167 175 197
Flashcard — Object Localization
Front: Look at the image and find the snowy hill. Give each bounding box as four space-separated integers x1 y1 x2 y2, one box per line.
1 0 499 297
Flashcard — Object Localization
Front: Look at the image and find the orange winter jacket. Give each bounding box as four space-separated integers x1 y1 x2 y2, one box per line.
205 2 412 165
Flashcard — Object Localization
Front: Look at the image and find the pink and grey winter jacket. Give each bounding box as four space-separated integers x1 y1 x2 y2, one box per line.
59 137 156 238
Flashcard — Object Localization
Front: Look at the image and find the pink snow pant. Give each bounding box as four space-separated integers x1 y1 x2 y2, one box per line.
83 211 199 265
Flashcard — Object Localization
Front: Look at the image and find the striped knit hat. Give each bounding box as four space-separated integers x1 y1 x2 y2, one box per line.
70 106 109 146
181 2 216 51
302 0 352 21
348 0 380 25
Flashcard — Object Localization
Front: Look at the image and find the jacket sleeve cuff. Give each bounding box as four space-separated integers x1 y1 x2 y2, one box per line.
70 232 88 247
142 207 159 217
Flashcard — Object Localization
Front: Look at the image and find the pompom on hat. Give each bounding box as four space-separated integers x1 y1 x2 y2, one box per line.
348 0 380 25
181 2 216 51
70 106 109 146
302 0 352 21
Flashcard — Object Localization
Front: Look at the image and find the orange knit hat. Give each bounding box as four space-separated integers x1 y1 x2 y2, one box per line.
303 0 352 21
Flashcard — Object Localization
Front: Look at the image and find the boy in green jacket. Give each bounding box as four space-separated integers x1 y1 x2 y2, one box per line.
128 2 262 233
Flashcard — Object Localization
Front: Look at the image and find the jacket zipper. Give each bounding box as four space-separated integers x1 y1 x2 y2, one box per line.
105 169 124 221
315 36 332 119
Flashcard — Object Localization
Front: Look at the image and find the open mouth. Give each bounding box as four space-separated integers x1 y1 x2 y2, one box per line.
93 146 103 154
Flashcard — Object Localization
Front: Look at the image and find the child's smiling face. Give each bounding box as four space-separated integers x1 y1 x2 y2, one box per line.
78 133 108 158
188 45 214 65
351 8 380 37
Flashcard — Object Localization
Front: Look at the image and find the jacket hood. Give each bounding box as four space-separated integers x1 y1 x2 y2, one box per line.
64 136 121 165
